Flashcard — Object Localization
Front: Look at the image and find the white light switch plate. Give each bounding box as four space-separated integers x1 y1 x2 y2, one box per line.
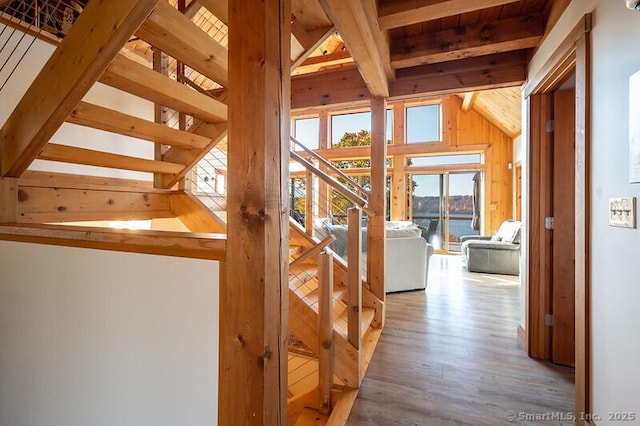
609 197 636 228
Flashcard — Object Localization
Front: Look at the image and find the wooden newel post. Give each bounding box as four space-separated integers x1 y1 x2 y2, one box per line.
318 250 334 415
347 207 362 349
367 96 387 306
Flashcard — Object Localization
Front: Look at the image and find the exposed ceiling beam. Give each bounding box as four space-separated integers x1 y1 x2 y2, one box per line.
391 13 544 68
136 0 228 87
197 0 228 24
378 0 521 30
183 0 202 20
291 25 335 71
67 102 211 150
318 0 393 97
100 54 227 123
461 91 477 112
291 51 527 110
0 0 160 178
292 49 353 75
292 0 332 28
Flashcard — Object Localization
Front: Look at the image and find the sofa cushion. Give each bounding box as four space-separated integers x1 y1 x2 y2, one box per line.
494 220 521 243
386 227 421 238
386 221 422 238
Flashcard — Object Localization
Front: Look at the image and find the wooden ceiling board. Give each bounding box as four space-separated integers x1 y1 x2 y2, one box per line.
478 5 503 21
467 87 523 138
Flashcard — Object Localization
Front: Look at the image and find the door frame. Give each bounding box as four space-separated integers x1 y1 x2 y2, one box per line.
523 14 591 422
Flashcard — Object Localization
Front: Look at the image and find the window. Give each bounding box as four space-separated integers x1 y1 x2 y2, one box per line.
406 104 440 143
408 154 482 167
331 111 371 146
294 117 319 150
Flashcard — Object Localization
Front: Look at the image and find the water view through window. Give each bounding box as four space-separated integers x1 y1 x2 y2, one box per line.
410 172 480 252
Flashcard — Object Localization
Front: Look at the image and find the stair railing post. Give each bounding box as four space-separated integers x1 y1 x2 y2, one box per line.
347 207 362 350
305 169 314 236
318 250 334 415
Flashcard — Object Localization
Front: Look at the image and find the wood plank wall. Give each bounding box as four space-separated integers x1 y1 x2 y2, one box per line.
445 95 514 235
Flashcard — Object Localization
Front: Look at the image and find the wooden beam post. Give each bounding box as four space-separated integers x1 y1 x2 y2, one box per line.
221 0 290 424
318 250 335 415
0 178 18 223
390 102 406 221
367 97 387 304
1 0 161 177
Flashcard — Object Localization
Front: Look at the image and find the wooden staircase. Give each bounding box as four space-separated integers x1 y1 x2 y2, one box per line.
1 1 383 423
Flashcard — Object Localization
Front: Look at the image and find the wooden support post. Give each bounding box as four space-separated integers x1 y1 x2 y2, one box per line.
367 97 387 303
305 170 314 236
347 207 362 350
318 250 334 415
391 102 406 221
0 178 18 223
221 0 290 424
152 48 169 189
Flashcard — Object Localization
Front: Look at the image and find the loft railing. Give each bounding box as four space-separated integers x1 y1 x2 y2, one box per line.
0 0 79 92
188 145 228 214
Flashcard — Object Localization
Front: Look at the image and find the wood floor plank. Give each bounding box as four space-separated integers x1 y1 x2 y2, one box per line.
347 255 574 425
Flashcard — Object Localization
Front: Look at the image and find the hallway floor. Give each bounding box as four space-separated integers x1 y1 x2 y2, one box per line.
347 255 574 425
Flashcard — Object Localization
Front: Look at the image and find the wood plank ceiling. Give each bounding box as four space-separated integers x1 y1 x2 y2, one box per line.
287 0 567 135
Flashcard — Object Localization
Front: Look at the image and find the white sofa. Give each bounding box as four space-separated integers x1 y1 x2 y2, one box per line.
314 219 434 292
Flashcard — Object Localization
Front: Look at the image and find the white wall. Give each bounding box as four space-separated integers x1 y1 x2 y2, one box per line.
528 1 640 422
0 25 154 181
0 241 219 426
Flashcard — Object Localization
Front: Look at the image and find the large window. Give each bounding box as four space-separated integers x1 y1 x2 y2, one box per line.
406 104 440 143
331 110 394 147
331 111 371 146
294 117 320 150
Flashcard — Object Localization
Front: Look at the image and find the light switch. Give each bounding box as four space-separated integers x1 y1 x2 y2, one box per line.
608 197 636 228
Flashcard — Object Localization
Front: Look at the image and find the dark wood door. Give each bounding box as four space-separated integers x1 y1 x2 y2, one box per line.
552 89 576 367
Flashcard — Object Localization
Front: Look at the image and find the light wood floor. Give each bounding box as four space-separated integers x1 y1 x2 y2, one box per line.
347 255 574 426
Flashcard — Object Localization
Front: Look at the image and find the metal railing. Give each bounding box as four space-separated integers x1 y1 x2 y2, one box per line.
0 0 78 92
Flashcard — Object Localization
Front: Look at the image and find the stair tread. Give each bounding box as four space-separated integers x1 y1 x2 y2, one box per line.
333 306 376 341
289 266 319 291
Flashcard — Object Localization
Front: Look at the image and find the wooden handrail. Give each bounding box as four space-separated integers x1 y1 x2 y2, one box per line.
290 136 370 198
289 234 335 269
290 150 373 217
